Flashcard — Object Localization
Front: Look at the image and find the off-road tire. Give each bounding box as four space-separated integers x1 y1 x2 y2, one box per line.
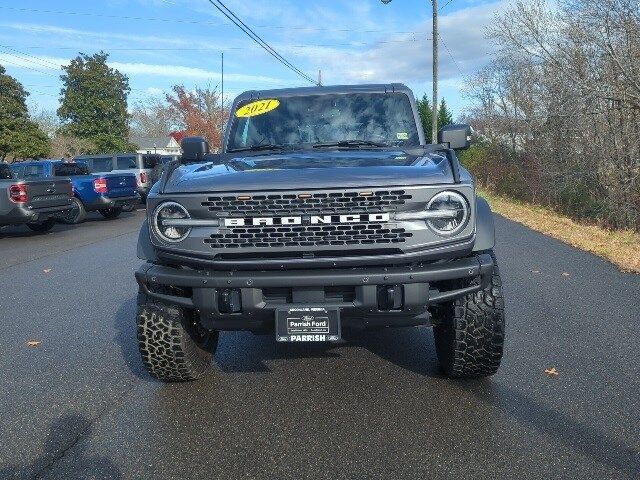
26 219 56 233
433 250 505 379
137 296 219 382
98 207 122 219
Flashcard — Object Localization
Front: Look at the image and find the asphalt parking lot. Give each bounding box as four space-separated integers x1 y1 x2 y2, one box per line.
0 210 638 479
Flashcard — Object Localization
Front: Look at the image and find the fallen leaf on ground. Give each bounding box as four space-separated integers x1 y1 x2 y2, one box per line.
43 269 52 274
26 340 41 348
561 272 571 276
544 367 559 376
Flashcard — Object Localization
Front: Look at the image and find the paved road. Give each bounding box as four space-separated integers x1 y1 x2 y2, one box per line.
0 212 638 480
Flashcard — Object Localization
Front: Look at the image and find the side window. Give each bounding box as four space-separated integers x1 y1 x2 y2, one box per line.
89 157 114 173
142 155 160 168
116 156 137 170
0 164 13 180
23 164 45 178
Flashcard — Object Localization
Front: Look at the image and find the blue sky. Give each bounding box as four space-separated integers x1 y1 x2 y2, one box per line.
0 0 512 119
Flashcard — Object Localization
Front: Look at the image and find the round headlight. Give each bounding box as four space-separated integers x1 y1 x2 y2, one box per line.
426 191 469 235
152 201 191 243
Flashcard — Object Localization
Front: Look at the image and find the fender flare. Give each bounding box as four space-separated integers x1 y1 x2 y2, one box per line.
137 220 158 262
473 196 495 251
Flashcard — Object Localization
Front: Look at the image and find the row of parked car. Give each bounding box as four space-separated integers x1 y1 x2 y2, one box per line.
0 153 178 233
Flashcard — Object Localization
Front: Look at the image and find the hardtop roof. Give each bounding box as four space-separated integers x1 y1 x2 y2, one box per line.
233 83 415 103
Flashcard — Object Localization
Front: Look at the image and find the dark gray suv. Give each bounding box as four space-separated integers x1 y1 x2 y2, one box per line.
135 84 505 382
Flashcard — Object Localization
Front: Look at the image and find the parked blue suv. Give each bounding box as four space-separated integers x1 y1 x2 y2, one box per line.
10 160 139 223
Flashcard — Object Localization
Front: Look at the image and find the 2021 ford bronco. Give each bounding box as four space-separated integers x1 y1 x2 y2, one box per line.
135 84 505 382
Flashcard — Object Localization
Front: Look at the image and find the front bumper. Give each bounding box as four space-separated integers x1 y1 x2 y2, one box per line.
135 253 494 331
0 202 77 227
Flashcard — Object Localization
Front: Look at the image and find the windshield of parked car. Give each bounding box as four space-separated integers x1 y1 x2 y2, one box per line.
226 92 420 152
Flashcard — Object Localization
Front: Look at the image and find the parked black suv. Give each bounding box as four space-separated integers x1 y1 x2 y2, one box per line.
135 84 505 381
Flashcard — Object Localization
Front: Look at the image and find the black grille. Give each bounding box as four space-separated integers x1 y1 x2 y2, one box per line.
204 223 413 249
201 190 412 217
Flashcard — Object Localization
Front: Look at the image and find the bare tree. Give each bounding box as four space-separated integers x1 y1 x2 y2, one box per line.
464 0 639 230
129 97 175 138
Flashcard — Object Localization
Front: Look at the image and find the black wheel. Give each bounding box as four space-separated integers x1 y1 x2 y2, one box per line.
61 197 86 224
136 295 219 382
98 207 122 219
26 219 56 233
433 250 505 379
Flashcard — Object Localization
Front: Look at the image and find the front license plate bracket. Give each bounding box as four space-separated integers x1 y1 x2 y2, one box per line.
276 307 341 342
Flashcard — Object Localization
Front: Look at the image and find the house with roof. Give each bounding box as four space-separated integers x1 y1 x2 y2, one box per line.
130 133 183 155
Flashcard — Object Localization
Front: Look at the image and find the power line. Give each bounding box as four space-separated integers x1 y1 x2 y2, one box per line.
0 50 153 94
0 52 59 77
440 37 465 77
0 36 428 54
1 46 64 70
206 0 317 85
438 0 456 11
0 5 415 35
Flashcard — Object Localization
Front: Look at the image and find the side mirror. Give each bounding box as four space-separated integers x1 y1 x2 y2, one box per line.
437 124 472 150
180 136 209 162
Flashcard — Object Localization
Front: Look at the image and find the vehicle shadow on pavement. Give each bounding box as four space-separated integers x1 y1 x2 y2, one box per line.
0 414 122 480
211 325 442 376
463 382 640 477
0 222 77 238
0 211 138 239
345 326 443 378
214 331 342 373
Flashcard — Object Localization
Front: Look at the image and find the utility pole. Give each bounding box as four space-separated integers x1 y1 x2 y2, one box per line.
221 52 224 150
318 69 322 86
381 0 439 144
431 0 438 144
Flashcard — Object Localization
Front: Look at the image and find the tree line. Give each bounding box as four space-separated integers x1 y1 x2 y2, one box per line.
460 0 639 232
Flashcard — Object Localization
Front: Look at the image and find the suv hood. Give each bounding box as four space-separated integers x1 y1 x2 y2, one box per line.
164 149 454 193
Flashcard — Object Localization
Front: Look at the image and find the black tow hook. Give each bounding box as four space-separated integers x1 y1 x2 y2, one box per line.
377 284 403 311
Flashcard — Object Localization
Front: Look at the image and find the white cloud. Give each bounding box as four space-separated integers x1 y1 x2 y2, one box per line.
292 0 514 85
109 61 288 85
0 53 290 87
2 22 190 47
145 87 164 95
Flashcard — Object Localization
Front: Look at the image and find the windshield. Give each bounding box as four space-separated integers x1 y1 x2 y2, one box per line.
227 92 420 151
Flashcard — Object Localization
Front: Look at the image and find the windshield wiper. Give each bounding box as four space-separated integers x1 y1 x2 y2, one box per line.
312 140 390 149
227 144 290 153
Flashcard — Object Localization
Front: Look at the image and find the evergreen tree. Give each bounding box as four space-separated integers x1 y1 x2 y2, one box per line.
437 98 454 128
417 95 454 142
0 64 51 160
415 94 433 142
58 52 134 153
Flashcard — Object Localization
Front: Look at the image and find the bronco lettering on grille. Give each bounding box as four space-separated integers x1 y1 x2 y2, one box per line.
223 213 390 227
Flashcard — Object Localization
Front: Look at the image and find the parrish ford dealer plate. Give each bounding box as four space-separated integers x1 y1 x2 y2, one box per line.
276 307 341 342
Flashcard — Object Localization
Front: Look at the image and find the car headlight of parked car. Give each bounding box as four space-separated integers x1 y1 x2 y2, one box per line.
425 191 469 235
395 190 470 236
152 201 192 243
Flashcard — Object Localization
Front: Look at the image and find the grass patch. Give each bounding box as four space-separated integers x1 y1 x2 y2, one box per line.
479 189 640 273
